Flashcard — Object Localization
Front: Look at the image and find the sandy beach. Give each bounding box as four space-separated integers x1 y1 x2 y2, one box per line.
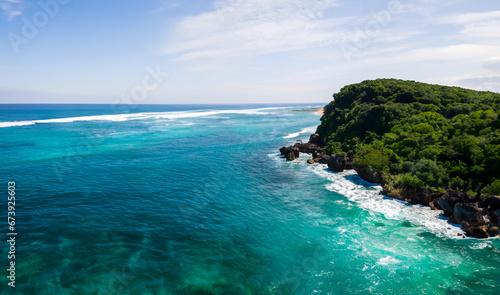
292 108 324 115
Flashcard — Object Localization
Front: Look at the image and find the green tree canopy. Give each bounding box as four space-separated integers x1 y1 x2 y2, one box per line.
318 79 500 195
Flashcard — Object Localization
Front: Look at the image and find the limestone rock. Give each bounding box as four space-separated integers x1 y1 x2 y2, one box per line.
450 203 484 227
480 195 500 211
309 133 325 147
354 165 383 184
327 155 346 172
279 146 300 161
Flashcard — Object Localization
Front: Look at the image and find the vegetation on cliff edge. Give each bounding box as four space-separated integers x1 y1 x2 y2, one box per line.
317 79 500 196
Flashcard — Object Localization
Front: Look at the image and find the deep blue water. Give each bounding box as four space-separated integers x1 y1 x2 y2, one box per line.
0 104 499 294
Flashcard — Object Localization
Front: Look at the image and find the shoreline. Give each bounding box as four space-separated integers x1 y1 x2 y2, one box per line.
280 133 500 239
292 108 324 115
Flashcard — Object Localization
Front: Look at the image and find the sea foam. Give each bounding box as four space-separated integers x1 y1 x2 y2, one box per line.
0 107 284 128
307 164 465 239
283 126 317 139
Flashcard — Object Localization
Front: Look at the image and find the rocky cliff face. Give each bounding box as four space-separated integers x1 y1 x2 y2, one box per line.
382 187 500 238
280 133 500 239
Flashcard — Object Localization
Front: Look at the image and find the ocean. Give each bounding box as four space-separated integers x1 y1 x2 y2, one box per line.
0 104 499 294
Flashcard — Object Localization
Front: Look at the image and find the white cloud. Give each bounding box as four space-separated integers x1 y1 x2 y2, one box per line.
457 76 500 93
460 19 500 40
408 44 500 61
1 0 25 21
165 0 428 65
402 0 462 17
440 10 500 24
165 0 350 60
159 0 500 102
439 10 500 41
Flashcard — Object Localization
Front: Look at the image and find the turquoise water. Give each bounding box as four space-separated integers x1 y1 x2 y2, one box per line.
0 104 499 294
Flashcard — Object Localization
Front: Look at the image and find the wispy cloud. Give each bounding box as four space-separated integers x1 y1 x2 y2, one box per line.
159 0 500 100
408 44 500 61
165 0 349 60
165 0 429 64
440 10 500 24
1 0 25 21
433 10 500 90
439 10 500 41
402 0 462 16
150 0 181 14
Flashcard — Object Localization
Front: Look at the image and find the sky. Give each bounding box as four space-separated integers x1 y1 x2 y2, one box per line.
0 0 499 104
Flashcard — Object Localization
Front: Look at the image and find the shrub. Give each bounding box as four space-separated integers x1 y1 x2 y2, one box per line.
482 179 500 196
410 159 449 189
397 174 424 189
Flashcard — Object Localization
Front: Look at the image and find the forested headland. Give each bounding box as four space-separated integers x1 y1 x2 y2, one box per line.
318 79 500 197
280 79 500 238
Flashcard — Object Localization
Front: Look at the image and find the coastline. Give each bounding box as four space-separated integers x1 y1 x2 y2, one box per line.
302 79 500 239
292 108 324 115
280 133 500 239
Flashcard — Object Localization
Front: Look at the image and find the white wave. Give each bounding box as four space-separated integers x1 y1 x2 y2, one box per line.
249 106 295 111
376 256 402 266
283 132 301 139
0 107 276 128
0 114 146 128
469 242 492 250
283 126 317 139
0 121 35 128
308 166 466 239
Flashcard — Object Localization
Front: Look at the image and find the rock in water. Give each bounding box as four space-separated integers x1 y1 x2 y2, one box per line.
327 155 346 172
309 133 325 147
450 203 484 227
435 196 459 216
295 142 318 153
279 146 288 156
466 226 489 239
312 150 318 159
354 165 383 184
279 146 300 161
